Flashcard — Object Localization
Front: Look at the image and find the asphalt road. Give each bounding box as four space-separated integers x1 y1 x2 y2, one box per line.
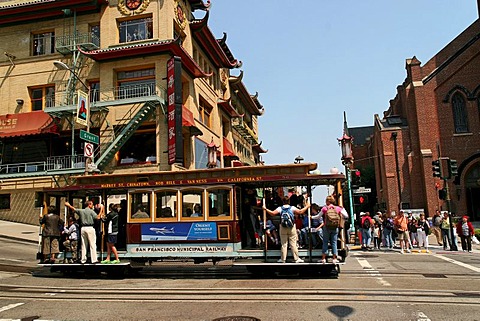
0 239 479 320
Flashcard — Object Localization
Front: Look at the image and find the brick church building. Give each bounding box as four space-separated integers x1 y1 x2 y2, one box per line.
354 2 480 220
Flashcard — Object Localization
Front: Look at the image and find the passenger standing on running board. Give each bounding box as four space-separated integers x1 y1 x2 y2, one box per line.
262 196 310 263
315 195 347 264
65 200 102 264
101 203 121 264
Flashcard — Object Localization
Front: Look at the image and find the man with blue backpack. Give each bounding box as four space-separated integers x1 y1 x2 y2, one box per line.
263 195 310 263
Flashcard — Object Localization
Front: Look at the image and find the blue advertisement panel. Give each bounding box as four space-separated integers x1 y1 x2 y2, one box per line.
141 222 217 241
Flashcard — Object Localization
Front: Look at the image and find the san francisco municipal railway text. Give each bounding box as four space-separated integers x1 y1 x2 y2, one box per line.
132 246 228 253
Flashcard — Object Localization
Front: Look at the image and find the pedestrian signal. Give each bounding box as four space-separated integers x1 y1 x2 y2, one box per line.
354 195 368 204
438 189 447 200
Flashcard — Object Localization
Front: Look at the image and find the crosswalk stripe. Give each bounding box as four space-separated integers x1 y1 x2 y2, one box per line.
434 254 480 273
0 302 24 313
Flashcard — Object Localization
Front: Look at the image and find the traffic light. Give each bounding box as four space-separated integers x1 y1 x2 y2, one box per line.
351 169 361 186
432 160 441 178
438 188 447 200
448 159 458 177
354 170 361 179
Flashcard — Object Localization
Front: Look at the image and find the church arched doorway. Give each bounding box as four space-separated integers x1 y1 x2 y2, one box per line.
464 162 480 221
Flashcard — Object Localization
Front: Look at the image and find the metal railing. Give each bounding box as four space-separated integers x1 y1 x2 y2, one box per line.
46 155 86 170
0 155 85 175
50 83 165 108
56 33 100 50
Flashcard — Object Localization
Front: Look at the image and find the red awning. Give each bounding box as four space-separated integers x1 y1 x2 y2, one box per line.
223 137 237 158
182 105 203 136
0 111 57 138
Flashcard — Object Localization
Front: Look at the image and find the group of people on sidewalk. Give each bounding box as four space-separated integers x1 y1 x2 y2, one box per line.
358 209 477 253
39 201 121 264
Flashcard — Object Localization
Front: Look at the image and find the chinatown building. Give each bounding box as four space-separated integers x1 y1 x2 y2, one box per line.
0 0 266 224
372 9 480 220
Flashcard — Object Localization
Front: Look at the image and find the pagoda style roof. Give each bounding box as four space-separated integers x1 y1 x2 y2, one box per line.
229 71 264 116
217 98 243 118
0 0 106 26
187 0 210 11
250 92 264 114
77 38 211 79
252 142 268 154
190 11 241 69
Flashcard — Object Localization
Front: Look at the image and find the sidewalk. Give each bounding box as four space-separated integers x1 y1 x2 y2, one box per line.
0 220 39 244
349 233 480 252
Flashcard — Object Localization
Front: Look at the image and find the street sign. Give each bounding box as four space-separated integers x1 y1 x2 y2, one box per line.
80 129 99 144
353 187 371 194
84 143 94 158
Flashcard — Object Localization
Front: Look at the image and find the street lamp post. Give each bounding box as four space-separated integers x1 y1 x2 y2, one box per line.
53 60 89 168
53 61 88 90
338 132 355 235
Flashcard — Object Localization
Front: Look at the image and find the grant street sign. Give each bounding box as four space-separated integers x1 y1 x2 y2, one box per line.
80 129 99 144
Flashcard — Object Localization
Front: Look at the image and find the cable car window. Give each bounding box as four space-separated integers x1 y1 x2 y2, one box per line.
130 192 151 220
207 188 231 218
181 190 203 218
155 190 177 221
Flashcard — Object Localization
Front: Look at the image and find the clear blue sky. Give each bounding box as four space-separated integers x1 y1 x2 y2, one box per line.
204 1 478 200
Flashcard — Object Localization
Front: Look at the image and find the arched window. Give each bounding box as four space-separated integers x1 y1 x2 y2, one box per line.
452 93 469 133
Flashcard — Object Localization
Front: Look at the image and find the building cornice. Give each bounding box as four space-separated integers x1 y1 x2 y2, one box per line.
229 71 264 116
78 38 211 78
0 0 107 26
190 11 241 69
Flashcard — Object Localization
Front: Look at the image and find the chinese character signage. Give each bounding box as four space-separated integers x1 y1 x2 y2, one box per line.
76 90 89 127
167 56 184 165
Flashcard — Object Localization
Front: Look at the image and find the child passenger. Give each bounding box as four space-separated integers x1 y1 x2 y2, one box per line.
63 217 79 263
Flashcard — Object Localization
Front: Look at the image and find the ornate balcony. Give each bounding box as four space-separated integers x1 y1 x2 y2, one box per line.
232 117 258 144
56 33 100 55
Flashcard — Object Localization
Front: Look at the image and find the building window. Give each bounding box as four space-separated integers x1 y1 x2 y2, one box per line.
90 24 100 47
195 138 208 169
452 93 469 133
119 17 153 43
0 194 10 210
199 97 213 128
222 118 229 137
90 81 100 102
117 68 155 99
30 85 55 111
118 125 156 165
32 32 55 56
